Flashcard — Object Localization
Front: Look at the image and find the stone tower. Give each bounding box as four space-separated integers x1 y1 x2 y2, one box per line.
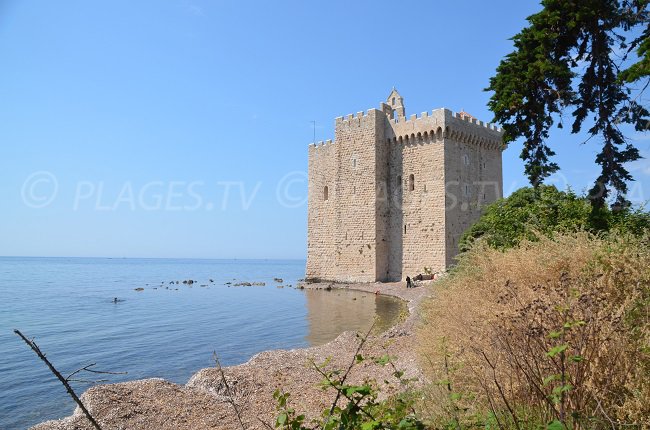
306 90 504 283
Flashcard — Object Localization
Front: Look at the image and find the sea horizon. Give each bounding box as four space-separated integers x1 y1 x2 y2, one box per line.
0 255 307 261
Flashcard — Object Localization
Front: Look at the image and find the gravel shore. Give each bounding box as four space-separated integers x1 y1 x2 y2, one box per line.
31 281 432 430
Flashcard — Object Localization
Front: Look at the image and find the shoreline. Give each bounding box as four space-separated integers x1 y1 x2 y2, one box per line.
32 281 433 430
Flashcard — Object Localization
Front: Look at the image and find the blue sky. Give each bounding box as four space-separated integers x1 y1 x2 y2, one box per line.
1 1 649 259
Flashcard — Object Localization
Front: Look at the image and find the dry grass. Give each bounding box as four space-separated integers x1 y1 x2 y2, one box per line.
418 232 650 429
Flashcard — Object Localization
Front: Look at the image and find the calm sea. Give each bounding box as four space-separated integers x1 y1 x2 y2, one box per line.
0 257 402 430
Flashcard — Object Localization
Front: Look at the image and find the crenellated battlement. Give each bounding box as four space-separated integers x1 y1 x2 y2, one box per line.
384 107 503 150
448 110 502 132
385 107 501 132
308 139 334 149
311 104 504 151
335 108 381 125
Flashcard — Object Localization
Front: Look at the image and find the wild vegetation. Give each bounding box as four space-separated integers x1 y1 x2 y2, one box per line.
418 232 650 429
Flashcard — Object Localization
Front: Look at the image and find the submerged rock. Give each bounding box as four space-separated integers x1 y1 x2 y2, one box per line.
232 281 266 287
233 282 252 287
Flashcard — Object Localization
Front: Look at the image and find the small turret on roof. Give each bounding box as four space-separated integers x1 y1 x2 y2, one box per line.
386 87 405 118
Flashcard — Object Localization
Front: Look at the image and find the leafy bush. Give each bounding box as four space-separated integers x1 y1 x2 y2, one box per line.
419 233 650 429
459 186 649 252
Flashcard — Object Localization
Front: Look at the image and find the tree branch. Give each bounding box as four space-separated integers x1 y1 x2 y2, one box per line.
14 329 102 430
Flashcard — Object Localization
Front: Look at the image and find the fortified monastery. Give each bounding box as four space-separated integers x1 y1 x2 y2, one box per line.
306 89 504 282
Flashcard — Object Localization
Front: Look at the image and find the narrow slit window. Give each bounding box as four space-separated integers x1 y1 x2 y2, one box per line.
324 186 329 201
409 174 415 191
404 225 407 234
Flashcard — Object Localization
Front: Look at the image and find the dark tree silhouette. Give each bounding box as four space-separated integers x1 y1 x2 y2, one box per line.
487 0 649 211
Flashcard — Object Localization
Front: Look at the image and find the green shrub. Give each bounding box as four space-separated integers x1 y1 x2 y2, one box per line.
460 186 649 252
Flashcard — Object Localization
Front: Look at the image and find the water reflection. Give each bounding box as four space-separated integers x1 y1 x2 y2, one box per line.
303 289 405 346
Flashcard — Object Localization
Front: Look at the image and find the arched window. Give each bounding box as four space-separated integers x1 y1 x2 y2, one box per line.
409 174 415 191
392 97 396 105
324 186 329 201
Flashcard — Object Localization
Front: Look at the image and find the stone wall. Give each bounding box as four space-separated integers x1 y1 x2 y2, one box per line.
443 111 503 267
306 110 385 283
387 109 449 279
306 140 337 280
332 110 383 282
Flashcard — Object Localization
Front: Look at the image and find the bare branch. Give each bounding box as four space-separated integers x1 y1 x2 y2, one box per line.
66 363 127 382
213 351 246 430
67 378 110 384
256 416 275 430
14 329 102 430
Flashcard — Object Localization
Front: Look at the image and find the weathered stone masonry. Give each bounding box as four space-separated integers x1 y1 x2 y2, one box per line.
307 89 504 283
